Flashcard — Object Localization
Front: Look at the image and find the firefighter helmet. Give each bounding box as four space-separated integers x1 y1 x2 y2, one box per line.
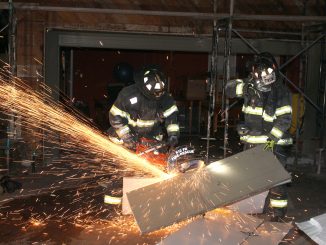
251 52 278 92
135 66 167 100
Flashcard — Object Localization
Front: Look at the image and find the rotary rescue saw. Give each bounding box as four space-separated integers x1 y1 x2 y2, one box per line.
101 137 204 205
135 137 204 174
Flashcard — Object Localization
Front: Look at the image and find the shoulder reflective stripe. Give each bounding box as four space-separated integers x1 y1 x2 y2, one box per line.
262 111 275 122
163 105 178 118
275 105 292 116
270 199 288 208
116 125 130 138
240 135 268 143
236 82 244 96
242 105 263 115
110 105 130 119
167 124 180 133
277 138 293 145
271 127 283 139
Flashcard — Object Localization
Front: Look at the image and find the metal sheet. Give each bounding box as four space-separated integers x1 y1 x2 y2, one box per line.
123 177 268 215
127 146 291 233
122 177 161 215
157 210 292 245
296 213 326 245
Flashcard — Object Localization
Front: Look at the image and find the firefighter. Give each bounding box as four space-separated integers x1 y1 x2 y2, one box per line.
108 65 179 151
225 52 293 222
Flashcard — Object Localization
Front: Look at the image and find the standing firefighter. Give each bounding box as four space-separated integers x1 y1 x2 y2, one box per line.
108 65 180 150
225 52 293 222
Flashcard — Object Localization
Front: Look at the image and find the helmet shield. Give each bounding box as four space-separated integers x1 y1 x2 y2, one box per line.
136 67 167 99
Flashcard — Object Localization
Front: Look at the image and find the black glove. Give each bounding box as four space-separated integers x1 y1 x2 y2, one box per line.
243 82 255 96
167 135 178 147
122 133 137 150
236 123 250 136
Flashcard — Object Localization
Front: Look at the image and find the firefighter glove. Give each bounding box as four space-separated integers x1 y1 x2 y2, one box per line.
122 133 137 151
236 123 249 136
264 138 276 151
243 82 255 96
167 135 178 147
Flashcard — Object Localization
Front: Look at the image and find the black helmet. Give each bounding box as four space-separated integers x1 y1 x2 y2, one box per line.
135 66 167 100
251 52 278 92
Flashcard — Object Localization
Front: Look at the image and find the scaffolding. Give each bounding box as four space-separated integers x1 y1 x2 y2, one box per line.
206 1 326 173
1 1 326 171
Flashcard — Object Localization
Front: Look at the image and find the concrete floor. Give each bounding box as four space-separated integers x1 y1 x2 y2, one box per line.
0 133 325 244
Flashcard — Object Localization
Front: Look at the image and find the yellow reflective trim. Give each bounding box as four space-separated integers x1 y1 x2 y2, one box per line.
271 127 283 139
110 105 155 128
240 135 268 144
104 195 122 205
167 124 180 133
128 118 137 127
163 105 178 118
275 105 292 116
270 199 288 208
154 135 163 141
277 138 293 145
110 105 130 118
236 82 244 96
136 119 155 127
242 105 263 115
262 111 275 122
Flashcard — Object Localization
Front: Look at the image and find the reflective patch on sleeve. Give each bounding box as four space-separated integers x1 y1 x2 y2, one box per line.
271 127 284 139
262 111 276 122
240 135 268 144
242 105 263 115
110 105 130 119
275 105 292 116
270 199 288 208
277 138 293 145
167 124 180 133
236 81 244 96
163 105 178 118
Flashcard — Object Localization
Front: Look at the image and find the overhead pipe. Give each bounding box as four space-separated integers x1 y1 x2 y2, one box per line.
1 3 326 22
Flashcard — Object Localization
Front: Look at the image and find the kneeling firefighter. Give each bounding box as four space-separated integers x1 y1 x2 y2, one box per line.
108 65 180 152
225 52 293 221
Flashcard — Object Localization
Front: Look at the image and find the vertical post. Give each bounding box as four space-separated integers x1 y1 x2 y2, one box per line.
5 126 10 174
319 34 326 151
8 0 16 75
6 0 16 174
222 0 234 158
294 24 307 165
32 152 36 173
205 0 219 164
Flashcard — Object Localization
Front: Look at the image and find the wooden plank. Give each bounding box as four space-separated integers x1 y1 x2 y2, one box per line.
127 146 291 233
